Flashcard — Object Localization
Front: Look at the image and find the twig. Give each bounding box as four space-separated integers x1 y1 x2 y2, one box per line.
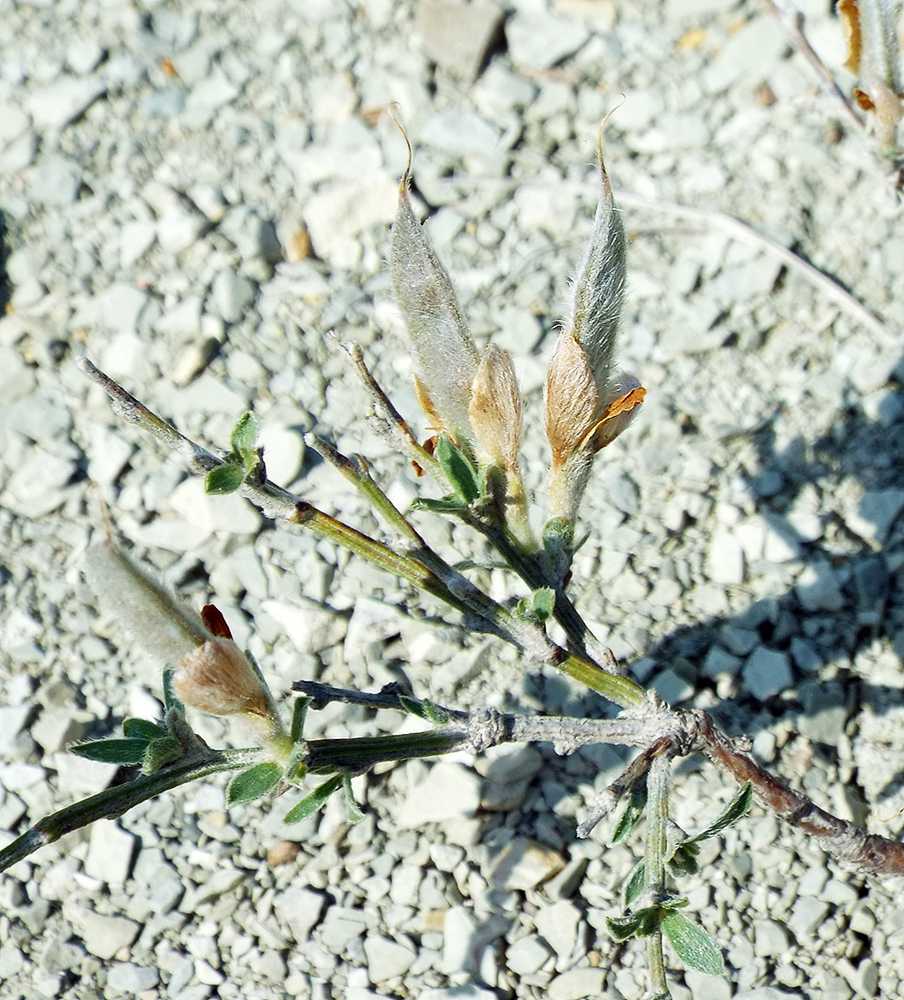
696 713 904 876
77 358 904 879
757 0 867 136
77 358 646 711
616 190 894 342
0 746 264 873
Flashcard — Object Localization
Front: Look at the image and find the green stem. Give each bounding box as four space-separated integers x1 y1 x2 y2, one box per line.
296 505 476 617
76 358 646 709
306 729 470 772
557 651 645 709
0 747 263 873
648 932 669 999
480 520 601 656
645 751 672 998
306 435 478 594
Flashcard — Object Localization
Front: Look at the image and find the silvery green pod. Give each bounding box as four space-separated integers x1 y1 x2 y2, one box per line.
390 170 479 447
568 136 627 395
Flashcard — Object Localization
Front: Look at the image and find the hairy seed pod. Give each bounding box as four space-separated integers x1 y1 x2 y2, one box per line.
567 137 626 395
390 166 479 444
84 541 211 668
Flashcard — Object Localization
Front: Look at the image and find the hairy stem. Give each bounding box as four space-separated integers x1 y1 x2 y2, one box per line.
0 746 263 873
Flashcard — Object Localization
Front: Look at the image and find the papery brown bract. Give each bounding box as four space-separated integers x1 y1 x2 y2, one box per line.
469 345 523 475
173 637 282 746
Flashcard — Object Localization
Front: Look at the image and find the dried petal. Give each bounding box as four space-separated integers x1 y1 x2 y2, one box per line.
586 375 646 453
838 0 862 75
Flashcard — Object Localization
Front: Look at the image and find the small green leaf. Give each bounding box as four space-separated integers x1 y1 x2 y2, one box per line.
70 738 149 765
530 588 555 622
123 718 168 742
624 860 646 906
661 910 725 975
227 762 283 806
435 434 479 503
205 463 246 495
422 700 450 724
285 747 307 784
230 412 260 456
607 906 661 942
290 697 310 743
142 735 183 774
409 496 470 515
342 773 364 824
606 912 647 942
659 895 689 911
687 782 754 844
668 842 700 877
162 668 185 715
282 774 343 824
399 695 430 720
612 783 647 844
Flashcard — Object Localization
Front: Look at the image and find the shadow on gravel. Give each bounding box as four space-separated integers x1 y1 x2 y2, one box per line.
645 355 904 804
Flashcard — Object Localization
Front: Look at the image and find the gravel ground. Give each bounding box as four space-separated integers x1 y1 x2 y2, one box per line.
2 1 904 999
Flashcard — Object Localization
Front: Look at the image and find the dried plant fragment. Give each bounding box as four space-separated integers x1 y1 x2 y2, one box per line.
469 345 522 475
173 638 275 723
838 0 903 153
469 344 531 541
568 119 627 390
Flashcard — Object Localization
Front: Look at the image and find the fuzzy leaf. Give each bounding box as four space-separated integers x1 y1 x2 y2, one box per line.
530 588 555 622
409 496 470 515
122 718 168 742
422 700 451 724
70 738 149 765
435 434 479 503
661 910 725 975
624 860 646 907
687 782 753 844
142 735 184 774
230 412 260 457
608 906 661 942
342 773 365 823
282 774 343 824
290 697 309 743
205 463 245 495
399 695 430 720
162 667 185 716
227 762 283 806
611 784 647 844
668 842 700 877
606 912 647 942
